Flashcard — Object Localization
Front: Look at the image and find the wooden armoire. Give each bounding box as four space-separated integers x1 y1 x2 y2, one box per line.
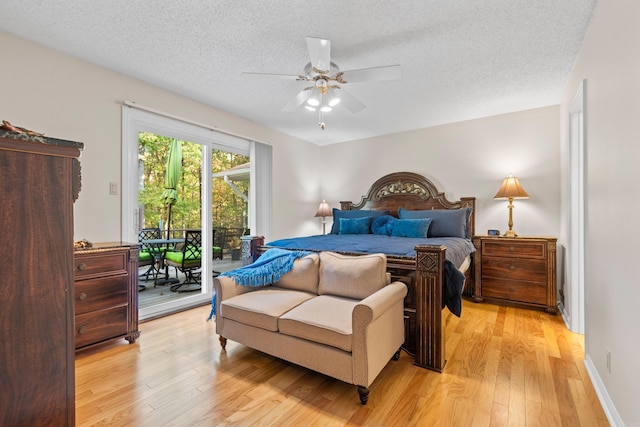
0 130 83 426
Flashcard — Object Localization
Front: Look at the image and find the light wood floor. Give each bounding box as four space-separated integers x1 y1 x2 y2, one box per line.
75 300 609 426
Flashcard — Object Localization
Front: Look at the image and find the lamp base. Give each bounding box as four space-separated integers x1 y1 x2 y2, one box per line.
503 229 518 238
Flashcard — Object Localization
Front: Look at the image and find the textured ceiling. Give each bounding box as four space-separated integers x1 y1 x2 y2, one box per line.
0 1 596 145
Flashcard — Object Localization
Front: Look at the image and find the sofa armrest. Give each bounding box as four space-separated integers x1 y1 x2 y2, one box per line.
353 281 407 324
352 281 407 387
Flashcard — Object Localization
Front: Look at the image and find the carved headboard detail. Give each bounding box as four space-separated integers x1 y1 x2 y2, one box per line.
340 171 476 237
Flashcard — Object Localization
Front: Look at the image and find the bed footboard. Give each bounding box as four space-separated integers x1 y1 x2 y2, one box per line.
414 245 446 371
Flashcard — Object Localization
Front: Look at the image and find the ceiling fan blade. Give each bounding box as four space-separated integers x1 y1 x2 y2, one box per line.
242 72 302 80
306 37 331 73
282 89 313 112
335 88 366 114
339 65 402 83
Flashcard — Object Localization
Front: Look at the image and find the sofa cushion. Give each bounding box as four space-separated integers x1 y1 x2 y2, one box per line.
221 287 316 332
273 253 320 294
318 252 388 300
278 295 358 352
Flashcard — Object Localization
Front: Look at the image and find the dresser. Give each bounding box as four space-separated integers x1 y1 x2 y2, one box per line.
472 235 558 313
74 243 140 349
0 131 82 426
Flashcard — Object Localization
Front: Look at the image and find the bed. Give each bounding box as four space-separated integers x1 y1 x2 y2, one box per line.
247 171 476 372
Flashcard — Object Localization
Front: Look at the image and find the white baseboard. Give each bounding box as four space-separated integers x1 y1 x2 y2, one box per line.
584 354 625 426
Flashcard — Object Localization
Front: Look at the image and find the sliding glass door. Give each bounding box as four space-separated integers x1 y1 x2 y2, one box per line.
122 106 253 320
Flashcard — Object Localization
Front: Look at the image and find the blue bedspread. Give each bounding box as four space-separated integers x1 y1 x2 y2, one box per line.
266 234 475 269
266 234 475 317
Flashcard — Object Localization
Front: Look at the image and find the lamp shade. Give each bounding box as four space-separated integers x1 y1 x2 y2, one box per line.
494 176 530 200
315 200 331 217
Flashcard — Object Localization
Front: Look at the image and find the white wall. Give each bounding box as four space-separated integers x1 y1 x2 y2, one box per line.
1 31 322 243
560 0 640 424
317 106 561 240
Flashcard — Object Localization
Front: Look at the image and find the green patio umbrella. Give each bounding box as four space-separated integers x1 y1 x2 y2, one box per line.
161 139 182 239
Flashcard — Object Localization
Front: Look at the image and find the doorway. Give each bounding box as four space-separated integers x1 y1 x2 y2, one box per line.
567 80 586 334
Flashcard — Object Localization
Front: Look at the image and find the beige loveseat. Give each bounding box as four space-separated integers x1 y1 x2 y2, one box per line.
213 251 407 404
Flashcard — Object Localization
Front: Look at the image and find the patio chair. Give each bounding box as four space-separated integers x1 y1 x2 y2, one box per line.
213 227 226 260
164 229 202 292
138 227 162 288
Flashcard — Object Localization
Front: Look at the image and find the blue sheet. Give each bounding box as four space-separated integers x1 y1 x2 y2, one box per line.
266 234 475 269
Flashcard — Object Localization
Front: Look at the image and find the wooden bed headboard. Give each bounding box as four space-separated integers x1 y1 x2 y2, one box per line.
339 171 476 237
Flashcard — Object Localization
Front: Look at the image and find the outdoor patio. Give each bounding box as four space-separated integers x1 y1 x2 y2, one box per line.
138 256 242 309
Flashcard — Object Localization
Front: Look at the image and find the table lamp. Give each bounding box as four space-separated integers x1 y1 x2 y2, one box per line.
314 200 332 235
494 175 529 237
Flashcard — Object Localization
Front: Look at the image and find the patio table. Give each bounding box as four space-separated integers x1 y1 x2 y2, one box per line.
142 238 183 286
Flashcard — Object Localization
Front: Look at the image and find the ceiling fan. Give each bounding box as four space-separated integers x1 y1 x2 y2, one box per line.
243 37 401 129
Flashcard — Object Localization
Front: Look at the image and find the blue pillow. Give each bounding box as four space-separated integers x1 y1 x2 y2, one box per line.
398 207 471 238
329 208 389 234
391 218 432 238
371 215 396 235
338 217 373 234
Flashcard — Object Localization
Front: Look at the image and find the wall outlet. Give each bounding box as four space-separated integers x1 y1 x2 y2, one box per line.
606 349 612 373
109 182 118 195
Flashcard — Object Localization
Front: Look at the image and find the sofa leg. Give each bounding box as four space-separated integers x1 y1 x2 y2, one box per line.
393 348 401 361
357 386 369 405
219 336 227 350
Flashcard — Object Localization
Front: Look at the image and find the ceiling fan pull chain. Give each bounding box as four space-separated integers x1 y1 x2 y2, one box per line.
318 93 326 129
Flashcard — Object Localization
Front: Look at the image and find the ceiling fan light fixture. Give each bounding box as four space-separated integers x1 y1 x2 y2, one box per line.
326 88 340 107
246 37 401 129
307 96 320 107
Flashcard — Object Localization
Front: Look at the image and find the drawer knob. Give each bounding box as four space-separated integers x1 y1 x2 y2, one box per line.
77 263 87 271
77 326 87 335
509 287 516 292
509 246 515 252
78 293 87 301
509 265 516 271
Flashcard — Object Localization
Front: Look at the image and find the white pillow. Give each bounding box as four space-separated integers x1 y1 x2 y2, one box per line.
318 252 387 300
274 253 320 294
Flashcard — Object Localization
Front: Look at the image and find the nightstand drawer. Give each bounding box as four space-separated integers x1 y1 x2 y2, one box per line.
75 306 129 349
75 275 129 315
482 240 546 259
481 257 546 283
75 252 128 278
481 278 547 305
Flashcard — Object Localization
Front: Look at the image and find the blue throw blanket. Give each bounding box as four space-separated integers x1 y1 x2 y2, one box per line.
207 248 311 320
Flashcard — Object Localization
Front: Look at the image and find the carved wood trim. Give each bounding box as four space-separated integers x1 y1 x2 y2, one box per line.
72 159 82 202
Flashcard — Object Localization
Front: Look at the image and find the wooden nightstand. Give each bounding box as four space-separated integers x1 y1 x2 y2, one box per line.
74 243 140 350
472 235 558 314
